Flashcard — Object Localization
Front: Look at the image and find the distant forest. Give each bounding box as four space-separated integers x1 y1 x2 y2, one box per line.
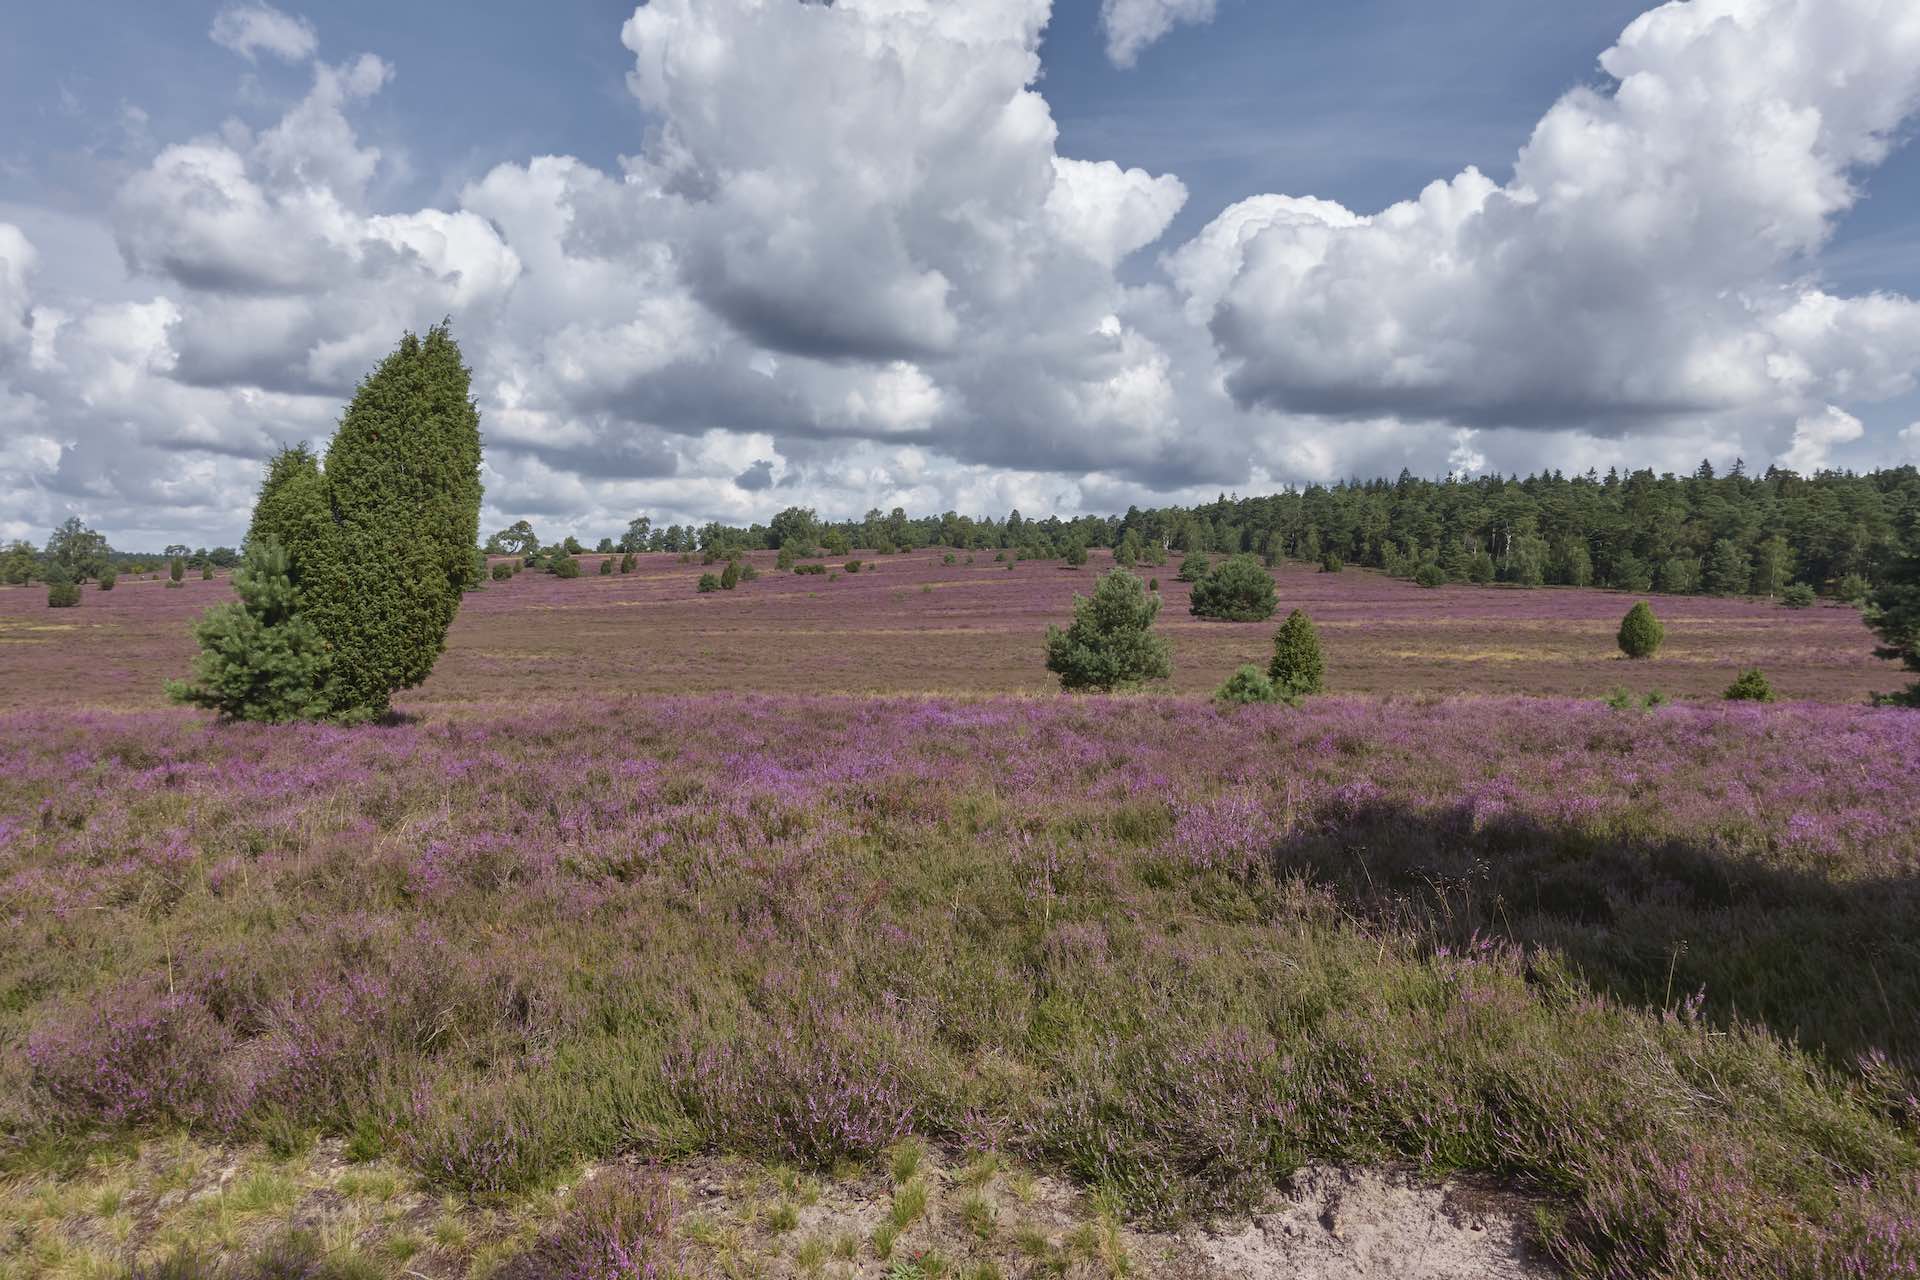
547 462 1920 598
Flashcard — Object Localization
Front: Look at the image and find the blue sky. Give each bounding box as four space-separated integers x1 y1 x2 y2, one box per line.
1 0 1918 545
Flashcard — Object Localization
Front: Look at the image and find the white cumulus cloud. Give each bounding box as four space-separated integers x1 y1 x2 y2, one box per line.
209 3 319 63
1099 0 1217 68
1780 405 1866 474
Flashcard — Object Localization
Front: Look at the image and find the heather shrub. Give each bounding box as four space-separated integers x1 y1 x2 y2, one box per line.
1724 668 1777 702
1781 582 1817 608
26 984 228 1126
167 541 338 723
403 1075 568 1194
1044 568 1172 693
490 561 514 581
98 566 117 591
46 572 80 608
1267 608 1325 696
1189 555 1277 622
1617 601 1664 658
1214 665 1277 705
696 573 719 593
599 556 614 576
551 555 581 579
495 1169 678 1280
1175 553 1209 583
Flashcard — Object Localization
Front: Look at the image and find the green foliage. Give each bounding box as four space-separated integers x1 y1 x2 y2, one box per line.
490 561 514 582
794 563 827 576
166 541 339 723
1319 552 1343 574
619 516 652 554
1836 573 1869 605
171 556 185 583
620 552 636 574
246 445 332 587
1724 669 1777 702
1214 665 1277 705
777 543 798 572
46 516 109 583
1175 553 1209 583
1412 562 1448 588
551 555 581 579
697 573 720 593
1044 568 1172 693
1705 539 1750 596
1113 532 1141 568
46 572 80 608
1188 555 1277 622
943 552 957 566
1267 609 1325 697
1617 601 1664 659
598 556 614 576
720 559 742 590
845 560 863 574
1063 541 1088 568
489 520 539 558
1780 583 1816 608
769 506 821 551
563 536 584 555
97 567 117 591
290 324 483 718
1867 525 1920 705
201 563 214 580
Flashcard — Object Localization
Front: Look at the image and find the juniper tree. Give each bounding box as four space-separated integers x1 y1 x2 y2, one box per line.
1044 568 1172 693
166 541 337 723
1617 601 1664 659
1268 609 1325 697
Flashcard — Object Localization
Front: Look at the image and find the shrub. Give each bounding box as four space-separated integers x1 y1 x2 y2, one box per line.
494 1169 676 1280
777 544 798 572
1617 601 1664 659
1148 577 1159 592
1063 541 1088 568
551 555 581 579
620 552 636 574
297 324 484 718
720 560 742 590
1835 573 1869 605
943 553 957 566
490 561 514 581
1176 553 1210 583
1781 583 1817 609
1044 568 1172 693
98 567 117 591
1724 669 1777 702
846 560 863 574
1189 555 1277 622
167 541 339 722
795 563 827 576
170 556 185 584
1412 562 1448 588
1267 609 1325 697
1868 530 1920 705
739 561 759 583
1214 665 1277 705
201 563 215 580
697 573 720 593
47 574 80 608
1319 553 1342 574
598 556 614 576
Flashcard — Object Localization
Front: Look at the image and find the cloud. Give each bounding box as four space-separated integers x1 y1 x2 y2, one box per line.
1099 0 1217 68
1178 0 1920 434
1899 422 1920 461
1779 405 1866 473
209 4 319 63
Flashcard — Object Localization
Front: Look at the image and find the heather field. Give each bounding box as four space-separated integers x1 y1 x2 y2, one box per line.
4 556 1920 1279
0 549 1903 710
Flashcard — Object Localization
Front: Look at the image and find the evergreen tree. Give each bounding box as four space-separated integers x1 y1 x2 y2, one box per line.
168 556 185 587
1176 552 1210 583
1267 609 1325 697
1724 669 1777 702
1705 539 1750 596
1867 524 1920 705
46 569 80 608
167 541 337 723
720 559 742 590
1617 601 1664 659
1190 555 1278 621
1214 665 1277 705
97 567 117 591
1044 569 1172 692
302 324 483 717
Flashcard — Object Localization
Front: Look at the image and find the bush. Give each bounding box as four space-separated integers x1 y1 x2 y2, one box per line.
1836 573 1869 605
494 1169 676 1280
201 563 215 580
1724 668 1777 702
1412 562 1448 588
551 555 581 579
740 561 759 582
943 553 957 566
620 552 636 574
1268 609 1325 697
720 560 742 590
598 556 614 576
170 556 185 584
1214 665 1277 705
1148 577 1159 592
1189 555 1277 622
845 560 863 574
1319 553 1342 574
47 575 80 608
490 561 514 581
1044 569 1172 693
97 567 117 591
1064 541 1088 568
697 573 720 593
1176 553 1210 583
1617 601 1664 659
1781 583 1817 609
166 541 339 723
794 563 827 576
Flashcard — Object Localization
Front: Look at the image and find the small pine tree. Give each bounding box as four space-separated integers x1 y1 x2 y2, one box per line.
551 555 581 579
1835 573 1869 606
166 541 337 722
1617 601 1664 659
1044 568 1173 693
1214 665 1277 705
1781 583 1816 608
1189 555 1277 622
168 557 185 588
201 563 214 580
599 556 615 576
696 573 720 593
1724 669 1776 702
720 559 742 590
620 552 636 574
1319 553 1342 574
1063 541 1088 568
98 567 117 591
1412 562 1448 588
1176 553 1210 583
777 544 798 572
1268 609 1325 696
490 561 513 581
47 571 80 608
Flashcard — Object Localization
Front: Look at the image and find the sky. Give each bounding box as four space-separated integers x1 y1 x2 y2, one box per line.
2 0 1919 548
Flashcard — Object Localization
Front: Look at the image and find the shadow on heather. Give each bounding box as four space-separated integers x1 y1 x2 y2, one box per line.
1270 799 1920 1076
